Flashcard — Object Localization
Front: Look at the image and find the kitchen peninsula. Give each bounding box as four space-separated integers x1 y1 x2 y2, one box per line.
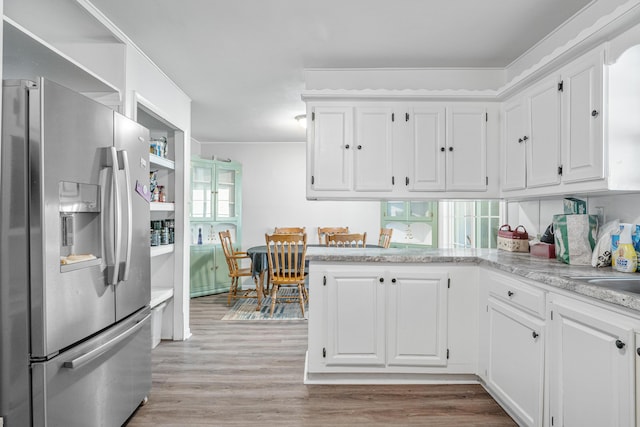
305 247 640 427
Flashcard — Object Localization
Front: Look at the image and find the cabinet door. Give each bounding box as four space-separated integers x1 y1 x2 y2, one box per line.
310 106 353 191
502 98 527 191
486 298 544 427
213 246 231 290
387 270 448 367
561 49 604 183
548 298 636 427
526 76 561 188
190 246 216 297
407 106 446 191
353 106 394 192
445 107 487 191
214 166 239 222
190 162 214 219
325 270 386 367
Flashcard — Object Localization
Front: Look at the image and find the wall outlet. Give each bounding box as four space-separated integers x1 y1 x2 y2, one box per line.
594 206 605 224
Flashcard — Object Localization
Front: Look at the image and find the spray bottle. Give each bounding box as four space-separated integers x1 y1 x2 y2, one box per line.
614 223 637 273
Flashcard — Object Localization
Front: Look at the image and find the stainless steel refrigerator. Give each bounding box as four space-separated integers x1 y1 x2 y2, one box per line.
0 78 152 426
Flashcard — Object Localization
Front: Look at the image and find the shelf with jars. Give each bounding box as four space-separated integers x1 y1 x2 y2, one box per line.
380 201 438 248
189 155 242 297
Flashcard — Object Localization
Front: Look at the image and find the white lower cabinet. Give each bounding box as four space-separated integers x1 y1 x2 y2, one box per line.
479 269 545 427
322 265 448 368
548 294 637 427
486 299 544 427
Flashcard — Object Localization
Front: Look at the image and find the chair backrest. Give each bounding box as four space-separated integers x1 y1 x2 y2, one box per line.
274 226 306 234
219 230 240 274
326 232 367 248
265 233 307 283
378 228 393 248
317 226 349 245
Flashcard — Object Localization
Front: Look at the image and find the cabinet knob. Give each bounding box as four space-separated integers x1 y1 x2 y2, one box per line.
637 347 640 356
379 277 384 283
523 136 529 141
357 145 362 150
615 339 625 349
448 146 454 152
391 278 397 284
507 290 514 297
532 331 539 339
592 110 599 117
518 138 523 143
345 144 350 149
440 147 445 152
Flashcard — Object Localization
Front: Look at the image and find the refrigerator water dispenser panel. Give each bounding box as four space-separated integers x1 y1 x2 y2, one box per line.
59 181 102 269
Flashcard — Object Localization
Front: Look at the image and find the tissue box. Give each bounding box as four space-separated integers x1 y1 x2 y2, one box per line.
530 243 555 258
563 197 587 214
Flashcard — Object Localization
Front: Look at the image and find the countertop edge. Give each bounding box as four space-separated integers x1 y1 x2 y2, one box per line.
306 247 640 313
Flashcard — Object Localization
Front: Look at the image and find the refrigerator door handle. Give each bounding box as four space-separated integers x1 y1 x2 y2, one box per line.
120 149 133 282
110 147 122 286
62 313 151 369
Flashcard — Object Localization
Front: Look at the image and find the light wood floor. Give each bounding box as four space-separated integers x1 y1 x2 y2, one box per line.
126 293 517 426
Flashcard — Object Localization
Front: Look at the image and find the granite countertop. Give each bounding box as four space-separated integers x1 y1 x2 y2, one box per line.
306 247 640 312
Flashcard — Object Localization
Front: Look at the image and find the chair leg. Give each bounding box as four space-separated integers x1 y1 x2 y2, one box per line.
270 284 279 317
298 284 305 317
254 276 262 310
227 276 237 306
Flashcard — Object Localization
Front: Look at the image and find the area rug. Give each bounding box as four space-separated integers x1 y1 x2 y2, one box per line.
222 288 308 320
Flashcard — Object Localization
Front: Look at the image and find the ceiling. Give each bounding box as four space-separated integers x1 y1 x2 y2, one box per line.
88 0 593 143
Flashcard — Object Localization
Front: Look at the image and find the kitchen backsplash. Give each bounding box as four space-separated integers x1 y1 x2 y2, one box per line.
507 193 640 238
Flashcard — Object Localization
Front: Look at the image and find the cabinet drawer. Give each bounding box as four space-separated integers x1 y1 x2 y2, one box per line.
487 271 545 318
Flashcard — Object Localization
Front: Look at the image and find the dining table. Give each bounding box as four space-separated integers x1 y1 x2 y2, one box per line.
246 244 381 305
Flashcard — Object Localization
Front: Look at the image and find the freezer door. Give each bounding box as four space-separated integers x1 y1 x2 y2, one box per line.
0 80 32 427
31 308 151 427
30 78 116 358
114 113 151 321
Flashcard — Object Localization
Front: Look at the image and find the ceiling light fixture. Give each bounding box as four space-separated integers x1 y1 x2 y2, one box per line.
295 114 307 129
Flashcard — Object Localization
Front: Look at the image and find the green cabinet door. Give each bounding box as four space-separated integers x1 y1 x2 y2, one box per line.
190 245 234 297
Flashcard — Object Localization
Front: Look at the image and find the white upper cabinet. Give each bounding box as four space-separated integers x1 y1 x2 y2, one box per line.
445 106 488 191
502 74 561 192
502 99 527 191
306 101 493 199
560 48 604 183
526 75 562 188
353 106 394 192
309 106 353 191
405 105 446 192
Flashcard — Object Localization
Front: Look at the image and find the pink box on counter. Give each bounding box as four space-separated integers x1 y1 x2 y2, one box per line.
530 243 556 258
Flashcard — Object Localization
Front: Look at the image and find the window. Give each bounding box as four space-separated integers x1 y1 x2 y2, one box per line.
439 200 503 249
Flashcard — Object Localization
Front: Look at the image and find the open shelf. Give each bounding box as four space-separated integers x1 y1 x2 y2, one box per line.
150 244 174 258
3 18 120 96
150 287 174 308
150 153 175 170
150 202 175 212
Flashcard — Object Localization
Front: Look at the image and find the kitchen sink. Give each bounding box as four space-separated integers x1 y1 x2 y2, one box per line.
570 276 640 295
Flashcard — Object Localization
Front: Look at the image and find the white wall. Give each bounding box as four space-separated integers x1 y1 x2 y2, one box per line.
198 142 381 249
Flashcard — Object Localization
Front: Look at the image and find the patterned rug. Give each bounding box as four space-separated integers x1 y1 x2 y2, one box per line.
221 288 308 320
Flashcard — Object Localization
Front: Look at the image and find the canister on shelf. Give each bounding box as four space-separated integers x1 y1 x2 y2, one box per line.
150 229 160 246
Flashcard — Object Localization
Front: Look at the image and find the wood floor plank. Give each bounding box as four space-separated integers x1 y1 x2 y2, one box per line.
126 293 516 426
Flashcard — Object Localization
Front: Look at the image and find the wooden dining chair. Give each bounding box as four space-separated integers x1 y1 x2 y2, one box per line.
326 232 367 248
219 230 260 307
317 226 349 245
274 226 306 234
378 228 393 248
265 232 308 317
